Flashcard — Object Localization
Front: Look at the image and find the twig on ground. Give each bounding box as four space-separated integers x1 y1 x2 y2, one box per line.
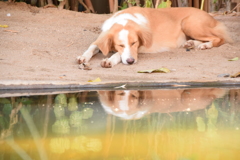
4 29 19 33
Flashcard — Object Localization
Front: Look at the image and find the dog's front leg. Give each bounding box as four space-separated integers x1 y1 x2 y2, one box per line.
101 52 121 68
77 44 99 64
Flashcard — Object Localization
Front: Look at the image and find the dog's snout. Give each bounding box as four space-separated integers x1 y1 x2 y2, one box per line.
126 58 135 64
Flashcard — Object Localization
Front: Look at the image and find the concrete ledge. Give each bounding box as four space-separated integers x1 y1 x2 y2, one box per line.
1 80 240 90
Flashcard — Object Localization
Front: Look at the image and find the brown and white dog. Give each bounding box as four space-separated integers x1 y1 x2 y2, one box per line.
98 89 226 120
77 7 232 68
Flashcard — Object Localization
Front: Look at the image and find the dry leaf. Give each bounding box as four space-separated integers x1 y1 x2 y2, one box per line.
228 57 239 61
230 72 240 78
114 84 126 89
0 25 8 28
217 73 230 78
88 77 101 82
138 68 170 73
79 63 92 70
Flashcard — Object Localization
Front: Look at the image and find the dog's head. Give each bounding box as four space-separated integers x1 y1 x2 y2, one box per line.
98 90 153 119
97 20 152 65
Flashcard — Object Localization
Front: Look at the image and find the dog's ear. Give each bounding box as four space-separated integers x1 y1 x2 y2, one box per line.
97 33 113 56
98 91 115 102
137 27 152 48
138 91 152 106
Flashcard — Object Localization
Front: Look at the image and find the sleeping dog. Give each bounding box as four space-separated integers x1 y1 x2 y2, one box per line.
77 7 232 68
98 89 226 119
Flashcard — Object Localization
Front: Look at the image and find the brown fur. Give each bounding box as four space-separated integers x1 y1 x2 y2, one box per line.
98 89 226 119
77 7 232 67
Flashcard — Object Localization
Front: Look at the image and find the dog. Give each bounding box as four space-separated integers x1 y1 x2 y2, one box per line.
98 89 226 119
77 7 232 68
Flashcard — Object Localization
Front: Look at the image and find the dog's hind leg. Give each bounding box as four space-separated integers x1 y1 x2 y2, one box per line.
181 15 230 50
183 39 216 50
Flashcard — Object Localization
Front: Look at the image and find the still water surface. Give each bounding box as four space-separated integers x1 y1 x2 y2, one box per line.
0 88 240 160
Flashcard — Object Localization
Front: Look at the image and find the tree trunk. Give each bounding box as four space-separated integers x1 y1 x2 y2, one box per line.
85 0 95 12
47 0 53 4
109 0 114 12
226 0 231 11
128 2 133 7
79 0 91 12
42 95 52 139
113 0 118 13
58 0 66 9
177 0 188 7
136 0 141 6
39 0 45 7
155 0 160 8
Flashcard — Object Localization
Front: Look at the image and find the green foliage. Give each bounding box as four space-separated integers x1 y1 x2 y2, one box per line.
128 0 136 5
54 94 67 107
196 116 206 132
157 0 172 8
53 105 65 119
145 0 153 8
0 115 8 130
50 138 70 154
3 103 12 116
120 1 128 10
0 98 11 104
52 118 70 134
69 111 83 127
82 108 93 119
68 96 78 111
71 136 102 152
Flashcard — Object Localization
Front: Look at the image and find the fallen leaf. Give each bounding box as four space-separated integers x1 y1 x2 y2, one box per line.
228 57 239 61
217 73 230 77
0 25 9 28
230 72 240 78
114 84 126 89
79 63 92 70
88 77 101 82
138 68 170 73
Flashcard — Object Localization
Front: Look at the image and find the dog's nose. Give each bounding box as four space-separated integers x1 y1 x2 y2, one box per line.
126 58 135 64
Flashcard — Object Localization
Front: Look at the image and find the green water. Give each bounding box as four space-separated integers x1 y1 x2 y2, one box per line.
0 88 240 160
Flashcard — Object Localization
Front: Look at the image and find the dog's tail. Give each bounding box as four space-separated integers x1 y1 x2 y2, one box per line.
213 22 233 44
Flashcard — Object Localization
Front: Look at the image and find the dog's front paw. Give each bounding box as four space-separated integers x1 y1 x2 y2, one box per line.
76 55 87 64
101 58 112 68
183 40 195 49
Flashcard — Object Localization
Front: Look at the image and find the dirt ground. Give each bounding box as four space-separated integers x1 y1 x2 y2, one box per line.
0 2 240 89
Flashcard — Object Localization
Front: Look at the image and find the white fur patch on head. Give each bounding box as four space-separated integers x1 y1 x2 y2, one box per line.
102 13 147 32
119 91 130 111
118 29 129 42
117 19 128 26
134 13 148 24
118 29 131 64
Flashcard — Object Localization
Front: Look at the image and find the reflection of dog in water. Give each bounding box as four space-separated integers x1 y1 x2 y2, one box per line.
98 89 226 120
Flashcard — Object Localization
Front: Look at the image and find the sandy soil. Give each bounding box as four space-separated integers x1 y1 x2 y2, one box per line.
0 2 240 89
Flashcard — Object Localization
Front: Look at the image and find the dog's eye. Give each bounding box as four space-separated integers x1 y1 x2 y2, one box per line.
118 92 125 96
119 44 125 48
131 94 138 99
131 41 137 46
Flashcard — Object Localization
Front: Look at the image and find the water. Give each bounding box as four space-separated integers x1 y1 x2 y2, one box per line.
0 88 240 160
